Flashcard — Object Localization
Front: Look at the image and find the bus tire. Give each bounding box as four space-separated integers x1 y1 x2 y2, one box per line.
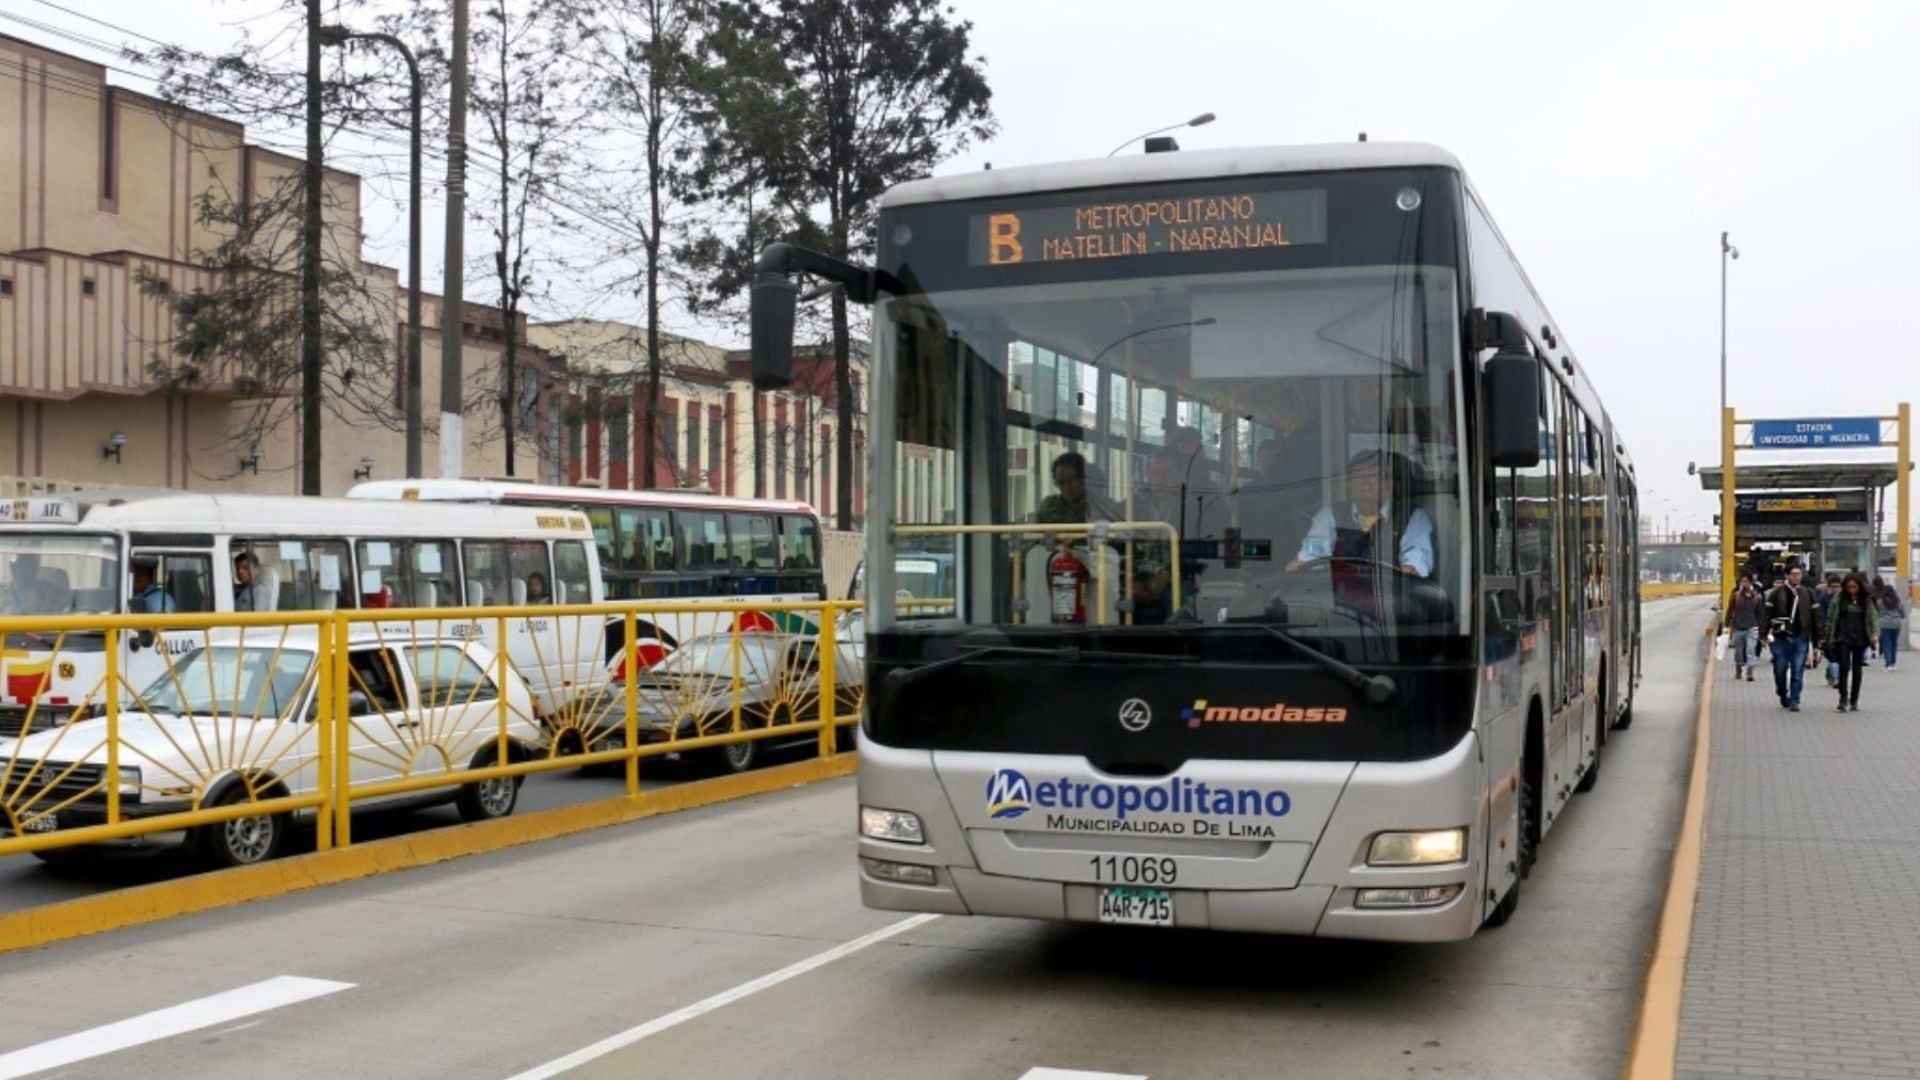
196 781 287 869
1520 708 1543 879
1577 678 1604 794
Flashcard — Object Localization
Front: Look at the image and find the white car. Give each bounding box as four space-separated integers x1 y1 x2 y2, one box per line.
566 628 862 774
0 630 541 868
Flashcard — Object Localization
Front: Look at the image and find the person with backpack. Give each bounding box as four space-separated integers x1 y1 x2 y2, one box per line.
1874 577 1906 670
1765 566 1822 711
1719 578 1767 681
1825 573 1879 711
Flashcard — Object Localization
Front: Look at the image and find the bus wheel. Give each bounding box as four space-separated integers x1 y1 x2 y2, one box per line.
1577 691 1604 794
1518 765 1540 880
1612 697 1634 730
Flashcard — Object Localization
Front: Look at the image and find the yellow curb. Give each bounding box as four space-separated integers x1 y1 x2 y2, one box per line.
1622 632 1716 1079
0 753 859 956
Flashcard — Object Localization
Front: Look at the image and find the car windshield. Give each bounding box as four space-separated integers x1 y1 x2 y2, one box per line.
135 646 318 720
869 171 1468 662
1 534 120 616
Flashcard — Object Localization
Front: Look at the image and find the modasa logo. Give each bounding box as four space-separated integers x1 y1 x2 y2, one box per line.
1182 698 1348 729
985 768 1034 819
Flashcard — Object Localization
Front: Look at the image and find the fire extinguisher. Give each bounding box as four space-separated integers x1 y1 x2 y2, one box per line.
1049 541 1089 624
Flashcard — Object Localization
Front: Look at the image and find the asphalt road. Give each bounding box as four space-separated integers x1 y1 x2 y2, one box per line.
0 598 1708 1080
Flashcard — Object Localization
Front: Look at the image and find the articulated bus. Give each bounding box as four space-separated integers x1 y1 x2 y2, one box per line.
0 492 604 736
347 480 829 658
751 141 1639 941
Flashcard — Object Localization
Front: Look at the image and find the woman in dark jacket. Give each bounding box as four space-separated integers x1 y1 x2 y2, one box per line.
1722 579 1767 681
1825 573 1880 712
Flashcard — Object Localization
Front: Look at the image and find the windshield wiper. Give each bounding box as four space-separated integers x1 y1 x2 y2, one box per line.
1239 625 1398 704
885 643 1196 692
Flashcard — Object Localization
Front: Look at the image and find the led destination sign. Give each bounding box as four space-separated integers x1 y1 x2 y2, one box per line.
969 187 1328 267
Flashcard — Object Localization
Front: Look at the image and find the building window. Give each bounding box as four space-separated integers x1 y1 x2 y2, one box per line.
685 407 701 487
100 90 117 204
608 407 629 465
707 406 723 493
81 278 97 298
0 277 12 298
774 423 788 500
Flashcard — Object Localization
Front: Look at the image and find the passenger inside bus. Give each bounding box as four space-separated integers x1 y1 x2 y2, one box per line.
130 558 177 613
524 571 550 604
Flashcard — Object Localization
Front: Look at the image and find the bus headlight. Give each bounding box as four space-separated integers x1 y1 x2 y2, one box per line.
861 857 937 886
859 806 924 845
116 766 142 798
1367 828 1466 866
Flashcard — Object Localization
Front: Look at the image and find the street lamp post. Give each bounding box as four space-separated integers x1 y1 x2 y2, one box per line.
319 24 424 479
1107 112 1216 157
1719 231 1739 416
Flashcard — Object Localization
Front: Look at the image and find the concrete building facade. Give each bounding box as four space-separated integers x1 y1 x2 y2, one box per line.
0 32 558 496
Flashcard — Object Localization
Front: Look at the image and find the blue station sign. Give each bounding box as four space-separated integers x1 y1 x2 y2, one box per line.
1750 417 1882 449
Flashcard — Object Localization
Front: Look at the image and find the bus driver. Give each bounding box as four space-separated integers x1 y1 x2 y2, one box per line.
1287 450 1434 578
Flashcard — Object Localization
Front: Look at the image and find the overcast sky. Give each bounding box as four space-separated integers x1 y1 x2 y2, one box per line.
23 0 1920 531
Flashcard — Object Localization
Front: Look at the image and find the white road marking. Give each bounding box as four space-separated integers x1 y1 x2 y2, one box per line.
1020 1070 1148 1080
0 975 354 1080
503 914 940 1080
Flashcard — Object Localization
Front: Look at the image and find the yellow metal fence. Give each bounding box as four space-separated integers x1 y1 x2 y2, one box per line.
0 599 862 862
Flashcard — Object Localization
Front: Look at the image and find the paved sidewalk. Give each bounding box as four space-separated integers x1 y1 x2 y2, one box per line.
1676 648 1920 1080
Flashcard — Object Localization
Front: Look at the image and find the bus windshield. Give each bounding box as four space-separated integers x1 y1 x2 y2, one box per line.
1 534 121 617
871 176 1468 661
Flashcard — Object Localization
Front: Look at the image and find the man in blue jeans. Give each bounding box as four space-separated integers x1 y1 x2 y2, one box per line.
1765 567 1821 711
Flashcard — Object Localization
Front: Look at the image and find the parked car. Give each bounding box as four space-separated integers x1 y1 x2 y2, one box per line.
0 630 541 868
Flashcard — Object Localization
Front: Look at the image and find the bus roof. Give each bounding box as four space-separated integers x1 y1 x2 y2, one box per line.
880 141 1464 209
346 478 820 518
3 491 590 537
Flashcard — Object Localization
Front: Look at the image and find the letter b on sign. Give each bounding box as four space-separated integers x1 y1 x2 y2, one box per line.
988 213 1024 265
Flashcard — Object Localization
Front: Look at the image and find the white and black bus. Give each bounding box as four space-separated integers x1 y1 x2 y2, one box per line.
750 141 1638 941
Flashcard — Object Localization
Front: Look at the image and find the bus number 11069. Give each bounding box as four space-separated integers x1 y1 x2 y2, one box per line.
1089 855 1177 885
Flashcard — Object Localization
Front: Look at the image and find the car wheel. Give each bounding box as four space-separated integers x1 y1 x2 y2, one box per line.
456 753 521 822
197 784 286 869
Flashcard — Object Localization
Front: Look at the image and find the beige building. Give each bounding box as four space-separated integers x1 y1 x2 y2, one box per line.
0 32 558 497
530 318 869 523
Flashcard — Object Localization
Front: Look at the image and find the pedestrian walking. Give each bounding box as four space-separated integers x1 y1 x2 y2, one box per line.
1874 577 1906 670
1765 567 1821 712
1719 579 1766 681
1825 573 1879 712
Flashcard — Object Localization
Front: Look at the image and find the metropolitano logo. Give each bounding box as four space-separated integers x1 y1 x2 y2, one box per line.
985 768 1033 819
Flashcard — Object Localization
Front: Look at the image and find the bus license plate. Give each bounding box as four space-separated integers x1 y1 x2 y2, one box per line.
1098 887 1173 927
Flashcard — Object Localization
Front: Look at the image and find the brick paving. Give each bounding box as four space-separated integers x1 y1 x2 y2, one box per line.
1676 645 1920 1080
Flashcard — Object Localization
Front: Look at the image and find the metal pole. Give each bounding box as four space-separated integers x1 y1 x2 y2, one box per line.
1719 231 1728 418
402 43 423 479
439 0 469 479
301 0 325 495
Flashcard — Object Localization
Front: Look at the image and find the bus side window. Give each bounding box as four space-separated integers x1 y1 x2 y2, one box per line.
139 552 214 613
616 509 646 573
778 515 822 570
357 539 460 608
508 541 551 604
727 513 775 570
462 540 508 607
678 511 726 573
552 541 593 603
585 507 616 571
236 538 353 611
643 510 674 572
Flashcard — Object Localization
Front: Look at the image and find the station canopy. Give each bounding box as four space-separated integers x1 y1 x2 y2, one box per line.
1697 462 1908 492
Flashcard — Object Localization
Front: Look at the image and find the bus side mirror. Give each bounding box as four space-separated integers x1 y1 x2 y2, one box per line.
1483 309 1541 469
750 271 798 391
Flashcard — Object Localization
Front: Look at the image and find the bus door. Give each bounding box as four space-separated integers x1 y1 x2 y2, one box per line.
125 543 217 705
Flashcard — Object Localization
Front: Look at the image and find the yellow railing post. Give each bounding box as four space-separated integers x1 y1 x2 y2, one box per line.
314 639 333 852
730 619 744 737
1721 406 1738 608
103 627 120 826
331 612 352 847
816 605 838 759
495 615 510 769
1898 401 1911 601
623 610 639 800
